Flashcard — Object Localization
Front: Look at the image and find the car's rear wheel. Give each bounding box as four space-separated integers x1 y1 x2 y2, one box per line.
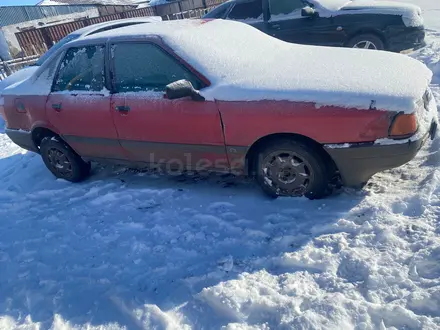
347 34 385 50
40 137 90 182
255 139 331 199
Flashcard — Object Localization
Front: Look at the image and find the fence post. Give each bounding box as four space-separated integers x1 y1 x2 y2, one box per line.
1 62 12 77
40 27 54 50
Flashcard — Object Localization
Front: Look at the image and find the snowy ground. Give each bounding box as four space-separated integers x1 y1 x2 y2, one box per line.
1 1 440 329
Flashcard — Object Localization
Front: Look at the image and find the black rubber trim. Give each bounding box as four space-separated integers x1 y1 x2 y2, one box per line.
5 128 39 153
324 130 431 187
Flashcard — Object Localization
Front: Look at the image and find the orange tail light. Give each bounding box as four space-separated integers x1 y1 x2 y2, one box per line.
389 113 417 138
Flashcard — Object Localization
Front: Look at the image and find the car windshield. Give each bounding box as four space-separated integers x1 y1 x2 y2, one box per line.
34 34 80 66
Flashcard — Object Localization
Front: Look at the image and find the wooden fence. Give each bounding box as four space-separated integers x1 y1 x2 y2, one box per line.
15 0 226 57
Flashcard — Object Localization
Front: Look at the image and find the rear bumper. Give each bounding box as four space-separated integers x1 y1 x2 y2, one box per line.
387 26 426 52
324 121 436 187
5 128 39 153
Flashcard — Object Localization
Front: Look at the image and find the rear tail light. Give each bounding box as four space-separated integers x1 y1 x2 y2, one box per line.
389 113 417 138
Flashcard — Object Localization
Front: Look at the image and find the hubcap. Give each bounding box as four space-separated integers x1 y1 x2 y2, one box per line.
353 40 377 50
262 151 312 196
47 148 73 178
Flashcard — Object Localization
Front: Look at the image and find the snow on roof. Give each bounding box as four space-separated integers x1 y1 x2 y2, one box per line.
309 0 351 11
87 19 431 113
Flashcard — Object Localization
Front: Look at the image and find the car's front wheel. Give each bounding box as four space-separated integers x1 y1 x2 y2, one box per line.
346 34 385 50
40 136 90 182
256 139 332 199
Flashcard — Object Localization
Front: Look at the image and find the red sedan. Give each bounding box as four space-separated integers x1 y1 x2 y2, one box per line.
0 19 437 199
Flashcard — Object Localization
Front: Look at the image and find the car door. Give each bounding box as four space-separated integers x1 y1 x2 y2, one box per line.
46 44 127 161
109 42 228 172
266 0 342 46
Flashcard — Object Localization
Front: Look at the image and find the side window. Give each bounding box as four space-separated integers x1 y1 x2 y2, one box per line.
53 46 105 92
227 0 263 20
112 43 202 93
204 2 232 19
269 0 305 16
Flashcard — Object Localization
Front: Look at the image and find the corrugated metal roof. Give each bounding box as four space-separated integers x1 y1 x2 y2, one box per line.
0 5 98 28
38 0 141 4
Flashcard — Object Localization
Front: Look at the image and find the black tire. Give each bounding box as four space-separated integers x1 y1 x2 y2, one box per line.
255 139 331 200
40 136 91 182
346 34 385 51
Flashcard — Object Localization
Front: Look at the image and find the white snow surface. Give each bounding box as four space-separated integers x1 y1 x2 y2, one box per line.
82 19 432 113
1 1 440 329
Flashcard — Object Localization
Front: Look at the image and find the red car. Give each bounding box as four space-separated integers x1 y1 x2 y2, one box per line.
0 19 437 199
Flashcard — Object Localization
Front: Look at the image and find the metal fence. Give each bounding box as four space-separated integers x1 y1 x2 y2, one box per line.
0 55 39 80
0 5 98 28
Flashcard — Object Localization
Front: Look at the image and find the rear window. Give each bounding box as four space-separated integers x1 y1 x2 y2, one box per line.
53 45 105 92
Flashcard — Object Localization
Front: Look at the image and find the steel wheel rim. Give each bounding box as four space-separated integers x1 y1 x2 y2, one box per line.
353 40 377 50
47 147 73 178
261 150 313 196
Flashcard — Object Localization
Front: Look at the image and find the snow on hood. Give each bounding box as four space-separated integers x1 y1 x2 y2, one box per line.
340 0 424 27
0 66 38 94
153 20 431 113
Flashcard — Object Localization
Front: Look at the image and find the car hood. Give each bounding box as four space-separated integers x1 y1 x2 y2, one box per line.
159 20 431 114
0 66 39 94
339 0 423 27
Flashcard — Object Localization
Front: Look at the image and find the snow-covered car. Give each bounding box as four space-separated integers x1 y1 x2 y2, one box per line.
204 0 425 52
0 17 162 93
0 19 437 199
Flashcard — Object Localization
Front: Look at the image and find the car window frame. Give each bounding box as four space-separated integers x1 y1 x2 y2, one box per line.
51 42 108 94
268 0 307 20
108 40 205 95
227 0 265 21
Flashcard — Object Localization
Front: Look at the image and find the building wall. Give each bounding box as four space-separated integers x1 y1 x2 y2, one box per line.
0 7 99 58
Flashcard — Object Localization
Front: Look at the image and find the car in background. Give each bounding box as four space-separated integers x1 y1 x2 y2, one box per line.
0 17 162 93
204 0 425 52
0 19 437 199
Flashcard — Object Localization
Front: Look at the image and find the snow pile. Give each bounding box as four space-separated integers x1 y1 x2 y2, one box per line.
309 0 350 11
92 19 431 113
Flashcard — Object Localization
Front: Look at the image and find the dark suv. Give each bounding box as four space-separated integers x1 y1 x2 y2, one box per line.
204 0 426 52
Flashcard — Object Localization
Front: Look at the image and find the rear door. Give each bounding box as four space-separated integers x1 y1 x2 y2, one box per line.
46 45 127 161
109 42 228 171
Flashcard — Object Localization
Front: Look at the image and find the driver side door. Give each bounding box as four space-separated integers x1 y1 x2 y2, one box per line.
109 42 228 172
266 0 342 46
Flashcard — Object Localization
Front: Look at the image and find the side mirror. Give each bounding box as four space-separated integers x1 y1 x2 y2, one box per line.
301 6 317 17
165 79 204 101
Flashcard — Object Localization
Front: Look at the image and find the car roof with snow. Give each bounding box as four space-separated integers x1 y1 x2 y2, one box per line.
6 19 432 115
72 16 162 36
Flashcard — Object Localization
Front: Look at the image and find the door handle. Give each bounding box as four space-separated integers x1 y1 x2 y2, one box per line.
52 103 62 111
270 24 281 30
115 105 130 113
